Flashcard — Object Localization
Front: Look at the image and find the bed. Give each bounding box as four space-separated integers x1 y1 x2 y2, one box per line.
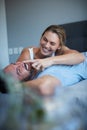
42 20 87 130
61 20 87 52
0 20 87 130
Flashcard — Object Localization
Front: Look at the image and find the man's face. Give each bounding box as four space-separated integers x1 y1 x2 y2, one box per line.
3 62 32 81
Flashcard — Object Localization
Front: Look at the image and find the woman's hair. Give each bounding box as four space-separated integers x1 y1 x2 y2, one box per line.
41 25 66 47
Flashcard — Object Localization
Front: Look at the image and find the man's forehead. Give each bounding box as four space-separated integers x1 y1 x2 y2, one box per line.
4 64 16 72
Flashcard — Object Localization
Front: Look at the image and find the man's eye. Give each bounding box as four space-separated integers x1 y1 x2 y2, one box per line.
43 37 47 42
24 63 29 70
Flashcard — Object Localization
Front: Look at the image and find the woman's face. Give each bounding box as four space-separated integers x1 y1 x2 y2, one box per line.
4 62 32 80
40 31 60 57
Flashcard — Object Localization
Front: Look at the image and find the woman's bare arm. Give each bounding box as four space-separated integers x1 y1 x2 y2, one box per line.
30 48 85 71
16 48 30 62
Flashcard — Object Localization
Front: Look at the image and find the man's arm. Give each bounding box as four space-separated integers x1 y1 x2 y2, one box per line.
23 75 61 96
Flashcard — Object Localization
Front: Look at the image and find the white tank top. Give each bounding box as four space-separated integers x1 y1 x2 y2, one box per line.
28 47 55 79
28 48 34 60
28 47 55 59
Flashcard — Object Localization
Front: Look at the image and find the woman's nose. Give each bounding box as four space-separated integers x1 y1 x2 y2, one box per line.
45 42 50 48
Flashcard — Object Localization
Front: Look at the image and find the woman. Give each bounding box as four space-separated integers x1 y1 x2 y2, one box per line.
16 25 85 95
17 25 85 69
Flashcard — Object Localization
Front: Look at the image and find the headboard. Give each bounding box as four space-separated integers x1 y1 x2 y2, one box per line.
60 20 87 52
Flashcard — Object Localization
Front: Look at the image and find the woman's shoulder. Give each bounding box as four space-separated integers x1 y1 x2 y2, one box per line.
58 45 80 55
17 46 37 61
55 45 68 55
22 46 39 56
24 46 34 49
22 46 37 52
24 46 39 50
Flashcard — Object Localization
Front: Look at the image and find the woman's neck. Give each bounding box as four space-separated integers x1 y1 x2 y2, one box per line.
34 48 51 59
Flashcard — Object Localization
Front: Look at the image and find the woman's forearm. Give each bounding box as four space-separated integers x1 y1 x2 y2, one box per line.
52 52 85 65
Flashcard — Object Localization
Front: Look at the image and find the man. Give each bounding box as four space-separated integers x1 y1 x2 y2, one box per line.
3 52 87 96
3 61 37 81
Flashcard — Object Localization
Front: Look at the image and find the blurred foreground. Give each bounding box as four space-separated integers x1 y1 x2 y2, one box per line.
0 72 87 130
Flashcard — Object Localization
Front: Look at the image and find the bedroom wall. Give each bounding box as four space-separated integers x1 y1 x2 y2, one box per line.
0 0 9 69
5 0 87 63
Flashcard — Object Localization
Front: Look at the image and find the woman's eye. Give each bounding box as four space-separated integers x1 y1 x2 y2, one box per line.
50 42 56 46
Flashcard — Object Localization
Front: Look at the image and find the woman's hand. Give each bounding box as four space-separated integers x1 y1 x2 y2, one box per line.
23 58 53 71
32 58 53 71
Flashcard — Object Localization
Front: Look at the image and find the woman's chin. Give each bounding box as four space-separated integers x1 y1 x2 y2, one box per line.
41 51 51 57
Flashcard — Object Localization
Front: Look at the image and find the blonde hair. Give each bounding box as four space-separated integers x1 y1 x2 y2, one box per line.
42 25 66 47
